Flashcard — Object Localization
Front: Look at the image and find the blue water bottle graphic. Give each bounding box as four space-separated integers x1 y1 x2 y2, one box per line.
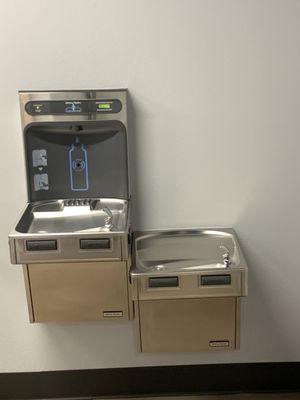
69 137 89 191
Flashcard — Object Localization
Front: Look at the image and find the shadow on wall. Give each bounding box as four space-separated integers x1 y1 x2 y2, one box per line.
127 90 141 230
236 177 300 360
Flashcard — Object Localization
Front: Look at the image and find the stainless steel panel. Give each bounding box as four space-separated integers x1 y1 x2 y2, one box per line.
14 199 128 234
235 298 241 349
127 254 134 321
9 90 133 324
131 228 248 297
19 90 128 129
136 269 243 300
27 261 131 322
9 198 130 264
132 228 247 276
131 228 248 352
13 235 123 264
137 297 237 352
19 90 130 203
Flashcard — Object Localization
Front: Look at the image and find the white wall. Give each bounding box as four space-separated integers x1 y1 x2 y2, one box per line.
0 0 300 372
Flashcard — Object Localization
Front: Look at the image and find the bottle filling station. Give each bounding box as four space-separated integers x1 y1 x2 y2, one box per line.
9 90 248 352
9 90 132 322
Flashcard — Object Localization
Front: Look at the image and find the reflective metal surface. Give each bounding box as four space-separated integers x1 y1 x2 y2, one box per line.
9 89 133 324
9 90 131 265
131 228 248 352
136 297 238 352
24 260 131 322
13 198 128 235
19 89 128 128
131 228 247 276
9 199 130 264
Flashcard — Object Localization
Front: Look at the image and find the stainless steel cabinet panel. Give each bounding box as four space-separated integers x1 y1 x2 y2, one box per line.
137 297 237 352
24 261 131 322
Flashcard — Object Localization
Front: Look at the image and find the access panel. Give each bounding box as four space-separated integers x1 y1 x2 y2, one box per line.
24 261 131 322
137 297 238 352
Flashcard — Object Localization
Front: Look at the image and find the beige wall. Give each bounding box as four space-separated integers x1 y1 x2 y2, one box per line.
0 0 300 371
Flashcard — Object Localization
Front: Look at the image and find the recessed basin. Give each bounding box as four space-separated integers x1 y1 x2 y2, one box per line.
14 198 128 235
132 229 245 276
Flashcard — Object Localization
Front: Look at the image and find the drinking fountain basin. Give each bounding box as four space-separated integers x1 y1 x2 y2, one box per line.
131 228 247 276
9 198 130 264
14 198 128 234
130 228 248 352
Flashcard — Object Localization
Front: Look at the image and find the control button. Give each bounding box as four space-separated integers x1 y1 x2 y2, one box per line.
80 238 110 250
200 274 231 286
26 240 57 251
148 276 179 288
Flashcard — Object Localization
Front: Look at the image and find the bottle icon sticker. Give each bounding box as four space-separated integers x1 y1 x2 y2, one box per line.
69 138 89 191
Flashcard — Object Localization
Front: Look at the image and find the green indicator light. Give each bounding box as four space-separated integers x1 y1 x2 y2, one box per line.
98 103 111 109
